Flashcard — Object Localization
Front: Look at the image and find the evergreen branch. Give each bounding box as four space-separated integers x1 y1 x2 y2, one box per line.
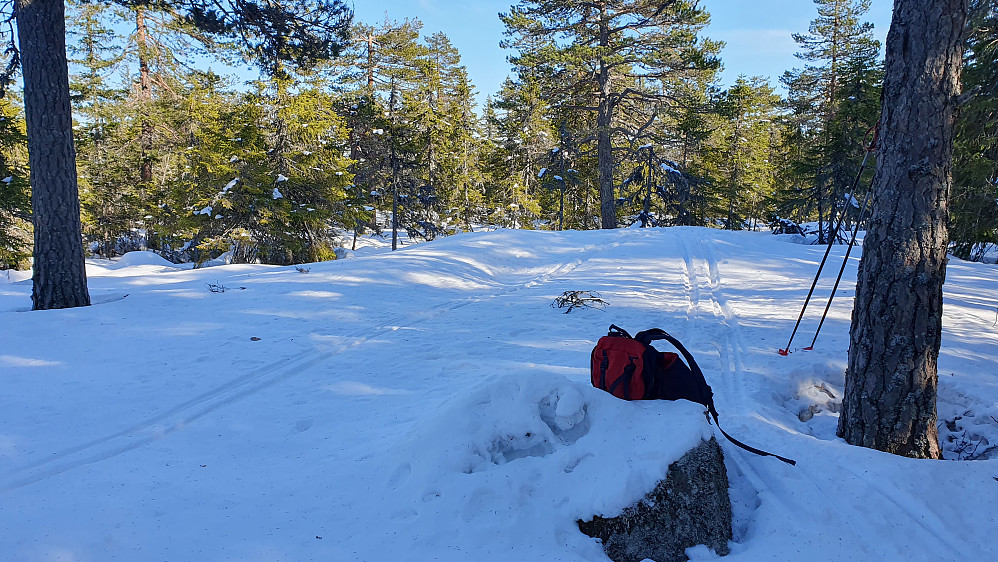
0 0 18 98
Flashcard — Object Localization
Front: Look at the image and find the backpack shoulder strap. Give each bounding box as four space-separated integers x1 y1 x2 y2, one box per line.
607 324 632 338
635 328 797 466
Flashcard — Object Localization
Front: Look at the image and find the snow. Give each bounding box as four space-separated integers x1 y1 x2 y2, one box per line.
196 205 212 215
1 227 996 561
272 187 283 199
538 167 547 178
276 174 289 183
105 251 183 271
661 161 680 174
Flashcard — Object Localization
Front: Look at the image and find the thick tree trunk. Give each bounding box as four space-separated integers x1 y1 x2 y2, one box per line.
17 0 91 310
838 0 967 459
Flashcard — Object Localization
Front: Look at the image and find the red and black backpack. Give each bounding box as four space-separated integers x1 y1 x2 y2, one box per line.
591 325 796 465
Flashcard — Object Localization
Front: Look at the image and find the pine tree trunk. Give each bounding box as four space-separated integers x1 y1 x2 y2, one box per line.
597 91 614 229
137 8 154 185
17 0 91 310
838 0 968 459
817 182 825 244
596 10 615 230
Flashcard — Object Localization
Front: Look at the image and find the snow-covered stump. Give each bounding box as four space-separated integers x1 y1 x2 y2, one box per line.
577 436 732 562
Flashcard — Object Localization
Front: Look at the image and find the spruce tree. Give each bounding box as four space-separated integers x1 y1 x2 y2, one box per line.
2 0 352 309
704 76 781 230
487 77 553 229
337 93 389 248
69 2 150 257
253 73 353 264
0 96 29 269
951 0 998 260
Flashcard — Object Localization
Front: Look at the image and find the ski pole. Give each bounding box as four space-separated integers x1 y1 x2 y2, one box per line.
779 124 878 356
778 152 869 355
805 187 873 349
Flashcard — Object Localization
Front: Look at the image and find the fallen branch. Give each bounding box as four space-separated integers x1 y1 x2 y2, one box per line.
551 291 608 314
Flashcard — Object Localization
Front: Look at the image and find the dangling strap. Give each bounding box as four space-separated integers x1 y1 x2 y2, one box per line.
634 327 797 466
711 413 796 465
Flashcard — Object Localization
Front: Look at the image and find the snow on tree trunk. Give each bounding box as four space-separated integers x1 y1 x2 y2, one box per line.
838 0 968 459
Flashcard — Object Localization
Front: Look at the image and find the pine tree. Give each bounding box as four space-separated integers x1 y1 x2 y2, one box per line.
839 0 969 459
501 0 720 229
782 0 882 242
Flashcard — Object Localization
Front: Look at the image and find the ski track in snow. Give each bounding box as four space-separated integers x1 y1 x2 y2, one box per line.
678 233 750 409
678 232 971 560
3 230 992 562
835 462 969 558
0 248 601 494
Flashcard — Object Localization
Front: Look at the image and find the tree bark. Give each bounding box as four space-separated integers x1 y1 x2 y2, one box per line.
17 0 91 310
136 8 154 185
596 6 616 229
838 0 968 459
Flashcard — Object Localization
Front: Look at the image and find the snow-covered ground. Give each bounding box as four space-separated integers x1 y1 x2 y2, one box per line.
1 227 996 561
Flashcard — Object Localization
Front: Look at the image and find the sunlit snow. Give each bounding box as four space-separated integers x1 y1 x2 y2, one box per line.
1 228 995 561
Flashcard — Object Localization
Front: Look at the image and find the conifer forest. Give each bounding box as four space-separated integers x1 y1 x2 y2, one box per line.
0 0 995 271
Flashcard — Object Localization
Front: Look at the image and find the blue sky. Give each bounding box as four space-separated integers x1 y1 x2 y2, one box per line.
350 0 894 103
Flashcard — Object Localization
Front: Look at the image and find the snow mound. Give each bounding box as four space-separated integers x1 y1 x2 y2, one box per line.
1 269 31 284
108 251 180 270
378 373 712 555
771 233 809 245
201 251 234 267
392 375 593 477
